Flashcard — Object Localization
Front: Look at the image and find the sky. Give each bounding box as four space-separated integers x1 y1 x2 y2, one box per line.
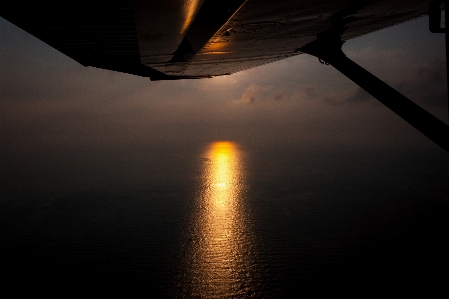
0 15 448 164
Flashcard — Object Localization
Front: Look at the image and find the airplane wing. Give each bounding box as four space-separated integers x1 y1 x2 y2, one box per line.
0 0 431 80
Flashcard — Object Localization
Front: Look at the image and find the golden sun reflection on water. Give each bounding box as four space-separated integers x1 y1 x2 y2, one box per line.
180 141 254 298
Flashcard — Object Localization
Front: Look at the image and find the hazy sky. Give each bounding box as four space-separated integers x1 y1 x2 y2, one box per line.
0 15 447 154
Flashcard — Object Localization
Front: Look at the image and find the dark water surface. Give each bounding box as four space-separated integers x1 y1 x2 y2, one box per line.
1 142 448 296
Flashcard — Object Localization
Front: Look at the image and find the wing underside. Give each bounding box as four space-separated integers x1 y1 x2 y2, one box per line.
0 0 430 80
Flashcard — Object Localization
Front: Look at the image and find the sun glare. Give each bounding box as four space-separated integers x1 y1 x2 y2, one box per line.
181 0 203 34
181 141 254 297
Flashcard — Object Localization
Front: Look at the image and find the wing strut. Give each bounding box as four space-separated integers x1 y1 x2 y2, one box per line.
429 1 448 122
299 35 449 153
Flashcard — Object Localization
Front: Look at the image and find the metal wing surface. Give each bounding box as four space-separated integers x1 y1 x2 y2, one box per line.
0 0 430 80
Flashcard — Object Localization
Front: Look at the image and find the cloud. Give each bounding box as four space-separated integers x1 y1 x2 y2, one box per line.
397 59 447 107
238 83 267 104
273 93 284 101
237 82 318 106
321 85 374 106
345 87 373 103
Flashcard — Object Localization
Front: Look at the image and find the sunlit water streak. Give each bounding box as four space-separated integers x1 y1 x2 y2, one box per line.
176 141 256 298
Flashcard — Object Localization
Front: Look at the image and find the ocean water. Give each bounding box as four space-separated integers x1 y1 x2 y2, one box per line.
1 141 448 296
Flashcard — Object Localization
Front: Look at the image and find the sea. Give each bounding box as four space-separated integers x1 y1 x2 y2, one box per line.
1 141 448 296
